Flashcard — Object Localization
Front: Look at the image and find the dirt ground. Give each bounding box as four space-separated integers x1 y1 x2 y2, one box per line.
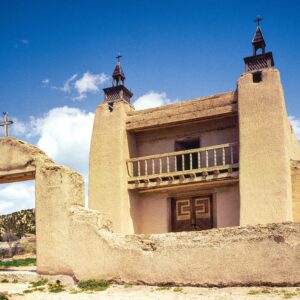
1 282 300 299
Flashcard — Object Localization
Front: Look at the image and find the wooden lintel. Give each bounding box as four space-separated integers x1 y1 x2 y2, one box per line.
0 172 35 184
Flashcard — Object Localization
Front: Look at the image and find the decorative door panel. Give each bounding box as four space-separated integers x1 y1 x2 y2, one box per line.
172 196 212 232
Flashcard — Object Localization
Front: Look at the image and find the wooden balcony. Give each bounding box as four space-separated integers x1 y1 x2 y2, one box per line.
127 143 239 190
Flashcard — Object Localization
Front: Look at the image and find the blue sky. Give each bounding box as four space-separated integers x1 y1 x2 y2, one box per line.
0 0 300 213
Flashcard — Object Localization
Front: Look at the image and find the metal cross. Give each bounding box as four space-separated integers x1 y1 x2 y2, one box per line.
0 112 14 137
254 16 263 26
116 53 122 63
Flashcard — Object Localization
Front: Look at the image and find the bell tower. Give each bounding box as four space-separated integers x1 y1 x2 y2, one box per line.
88 55 135 233
103 54 133 105
243 17 274 72
238 18 293 225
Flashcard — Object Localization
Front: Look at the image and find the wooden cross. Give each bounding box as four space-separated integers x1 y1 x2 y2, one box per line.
254 16 263 26
116 53 122 63
0 112 14 137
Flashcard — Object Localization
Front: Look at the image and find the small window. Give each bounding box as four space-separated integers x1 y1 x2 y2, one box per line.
252 71 262 83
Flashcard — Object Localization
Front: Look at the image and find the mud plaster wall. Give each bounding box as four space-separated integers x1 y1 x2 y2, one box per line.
292 161 300 222
133 116 238 158
69 209 300 286
134 184 240 234
238 69 295 225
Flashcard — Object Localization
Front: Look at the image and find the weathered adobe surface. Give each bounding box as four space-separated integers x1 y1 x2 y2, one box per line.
126 91 237 131
70 205 300 286
0 138 53 173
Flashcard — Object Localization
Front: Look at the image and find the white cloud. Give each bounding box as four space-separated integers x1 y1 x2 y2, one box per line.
29 106 94 179
62 74 78 93
74 72 109 100
20 39 29 45
0 182 35 215
44 72 108 100
42 78 50 87
133 91 172 110
290 116 300 140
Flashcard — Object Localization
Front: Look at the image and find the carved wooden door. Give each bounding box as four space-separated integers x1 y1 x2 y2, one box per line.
171 196 212 232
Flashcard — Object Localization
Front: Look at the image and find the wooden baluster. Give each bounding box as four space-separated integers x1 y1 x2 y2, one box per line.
190 153 192 170
182 154 185 171
167 156 170 173
159 158 162 174
130 161 134 177
222 147 225 165
214 149 217 166
230 146 234 164
138 161 141 177
198 151 201 169
175 156 177 172
145 160 148 176
152 159 155 175
206 150 208 168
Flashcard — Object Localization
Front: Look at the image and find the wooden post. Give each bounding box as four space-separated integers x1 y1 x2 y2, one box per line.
152 159 155 175
138 161 141 177
190 153 192 170
198 151 201 169
159 158 162 174
230 146 234 164
222 147 225 165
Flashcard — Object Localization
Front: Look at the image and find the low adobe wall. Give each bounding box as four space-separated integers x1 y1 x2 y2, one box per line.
62 204 300 286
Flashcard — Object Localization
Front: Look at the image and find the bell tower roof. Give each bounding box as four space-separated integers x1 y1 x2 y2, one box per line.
103 53 133 104
112 53 125 86
243 17 274 72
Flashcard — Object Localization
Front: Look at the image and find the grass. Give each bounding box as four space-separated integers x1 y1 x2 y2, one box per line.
124 284 133 288
283 292 298 298
78 279 110 292
48 281 65 293
248 290 260 295
156 286 171 291
1 279 9 283
30 278 48 287
0 296 9 300
0 258 36 268
173 287 183 293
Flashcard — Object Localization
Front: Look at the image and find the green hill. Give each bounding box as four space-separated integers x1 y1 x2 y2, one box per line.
0 209 35 240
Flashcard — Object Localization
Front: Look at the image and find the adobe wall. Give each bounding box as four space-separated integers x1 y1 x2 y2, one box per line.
88 100 135 233
68 209 300 286
134 184 240 234
292 161 300 222
238 69 293 224
134 116 238 157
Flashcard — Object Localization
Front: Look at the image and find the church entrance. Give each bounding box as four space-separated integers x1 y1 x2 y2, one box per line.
171 196 213 232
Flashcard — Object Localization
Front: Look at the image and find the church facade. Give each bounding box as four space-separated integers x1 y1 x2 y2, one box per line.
88 24 300 234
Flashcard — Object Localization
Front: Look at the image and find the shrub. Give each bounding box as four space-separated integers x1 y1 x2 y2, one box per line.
78 279 110 291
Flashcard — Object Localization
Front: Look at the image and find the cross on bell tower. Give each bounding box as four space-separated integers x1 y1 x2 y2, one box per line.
0 112 14 137
244 17 275 72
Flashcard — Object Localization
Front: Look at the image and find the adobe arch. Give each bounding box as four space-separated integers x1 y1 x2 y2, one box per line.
0 137 85 275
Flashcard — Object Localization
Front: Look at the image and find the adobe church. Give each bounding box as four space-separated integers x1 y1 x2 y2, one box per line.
1 21 300 285
88 22 300 234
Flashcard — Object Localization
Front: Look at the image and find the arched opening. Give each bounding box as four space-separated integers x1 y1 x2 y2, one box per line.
0 179 36 270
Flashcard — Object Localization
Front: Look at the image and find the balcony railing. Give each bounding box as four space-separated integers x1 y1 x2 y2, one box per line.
127 142 239 189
